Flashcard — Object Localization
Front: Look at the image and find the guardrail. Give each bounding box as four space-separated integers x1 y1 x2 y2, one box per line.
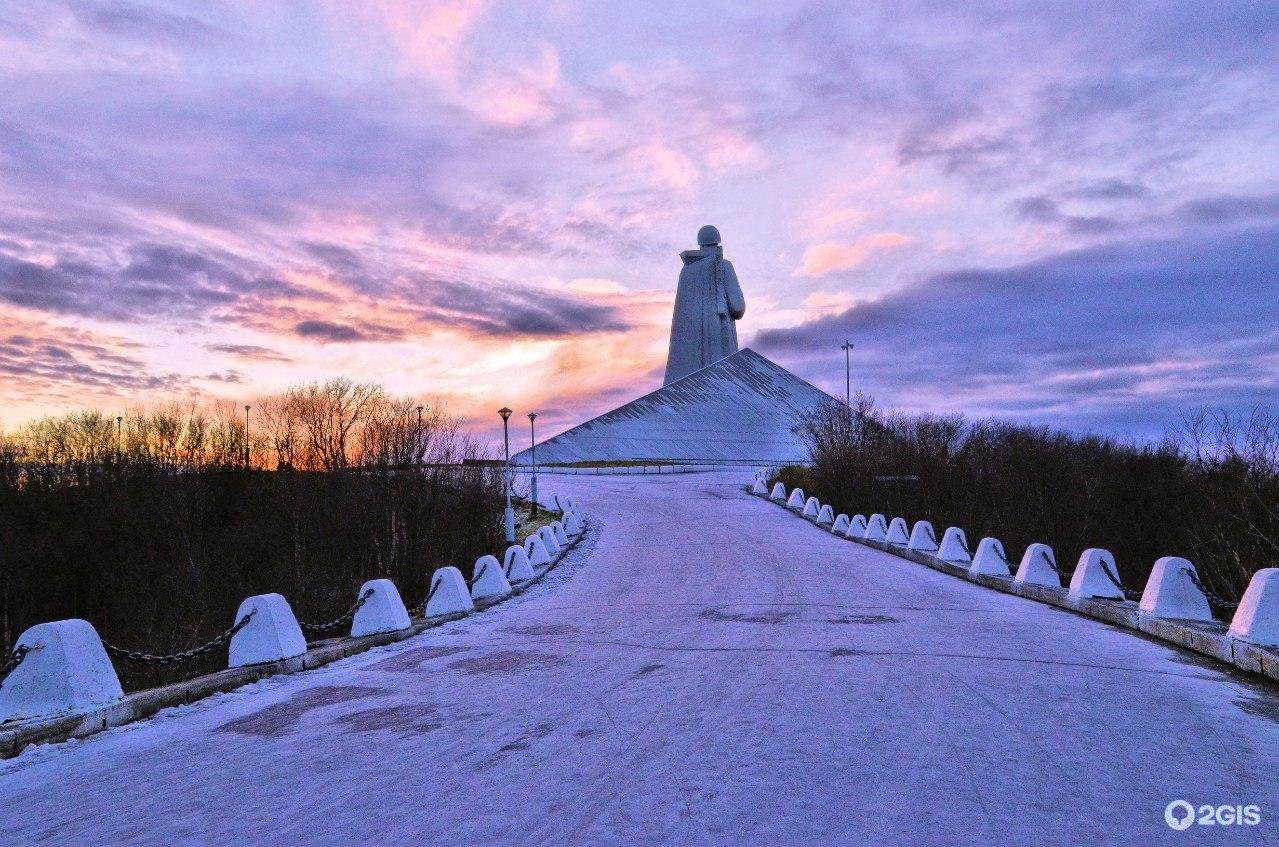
0 500 594 758
750 473 1279 682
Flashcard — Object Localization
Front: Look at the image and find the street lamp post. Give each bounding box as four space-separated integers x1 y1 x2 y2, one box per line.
244 405 251 468
528 412 538 519
840 340 854 409
498 407 515 543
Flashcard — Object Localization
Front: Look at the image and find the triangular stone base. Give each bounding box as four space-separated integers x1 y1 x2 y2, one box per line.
513 348 835 465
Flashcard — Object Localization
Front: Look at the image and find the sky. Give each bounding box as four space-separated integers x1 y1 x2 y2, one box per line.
1 1 1277 445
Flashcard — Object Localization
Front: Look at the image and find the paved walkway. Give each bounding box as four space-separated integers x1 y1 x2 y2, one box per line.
2 471 1276 845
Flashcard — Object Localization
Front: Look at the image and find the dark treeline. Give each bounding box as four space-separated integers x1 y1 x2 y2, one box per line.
0 379 503 690
779 399 1279 619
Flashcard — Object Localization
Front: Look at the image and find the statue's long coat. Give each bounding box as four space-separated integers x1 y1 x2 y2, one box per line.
663 246 746 385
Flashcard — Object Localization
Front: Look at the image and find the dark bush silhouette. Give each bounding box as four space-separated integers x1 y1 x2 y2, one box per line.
0 381 503 691
777 399 1278 619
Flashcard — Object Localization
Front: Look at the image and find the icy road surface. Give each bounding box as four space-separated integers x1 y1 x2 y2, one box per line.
2 470 1277 846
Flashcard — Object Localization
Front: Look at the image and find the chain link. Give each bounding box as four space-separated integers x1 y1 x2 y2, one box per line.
104 610 257 666
409 578 442 618
0 644 38 684
299 589 375 636
1185 568 1240 611
1097 560 1144 601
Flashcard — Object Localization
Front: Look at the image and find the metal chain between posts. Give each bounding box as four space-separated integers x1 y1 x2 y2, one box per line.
1098 560 1144 601
1185 568 1240 612
103 610 257 666
0 644 38 685
299 589 375 636
409 578 441 618
1043 550 1072 579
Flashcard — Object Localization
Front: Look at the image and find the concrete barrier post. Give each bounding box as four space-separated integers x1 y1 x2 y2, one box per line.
551 521 570 547
907 520 938 553
816 504 835 528
1014 543 1060 588
1139 557 1213 621
863 514 889 542
832 514 851 535
564 511 583 537
351 579 411 637
228 594 307 668
803 497 821 519
0 619 124 723
970 537 1011 577
847 514 868 538
770 482 787 502
886 517 910 546
538 525 562 557
471 554 512 601
937 527 971 563
1067 549 1125 601
426 567 475 616
504 544 535 581
525 535 552 568
751 478 769 496
1228 568 1279 645
786 488 807 512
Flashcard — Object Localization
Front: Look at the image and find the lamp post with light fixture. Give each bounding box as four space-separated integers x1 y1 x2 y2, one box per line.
528 412 538 518
499 407 515 543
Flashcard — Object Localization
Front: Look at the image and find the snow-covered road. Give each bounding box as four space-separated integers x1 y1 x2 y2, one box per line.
2 470 1276 846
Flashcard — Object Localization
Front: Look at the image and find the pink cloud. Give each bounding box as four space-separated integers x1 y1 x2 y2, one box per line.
797 232 914 277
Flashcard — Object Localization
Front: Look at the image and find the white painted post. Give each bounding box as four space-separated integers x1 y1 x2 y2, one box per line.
538 525 562 557
564 511 583 537
1138 557 1213 621
786 488 807 512
863 514 889 542
0 619 123 723
832 514 851 535
551 521 570 547
886 517 910 546
426 567 475 616
504 544 535 581
1228 568 1279 645
803 497 821 519
1067 549 1125 601
846 514 868 538
1014 543 1060 588
351 579 411 637
937 527 971 563
525 535 552 568
751 478 769 496
970 537 1011 577
907 520 938 552
816 504 835 527
228 594 307 668
770 482 787 502
471 554 512 601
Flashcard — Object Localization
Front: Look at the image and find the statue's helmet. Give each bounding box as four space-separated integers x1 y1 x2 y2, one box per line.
697 225 721 247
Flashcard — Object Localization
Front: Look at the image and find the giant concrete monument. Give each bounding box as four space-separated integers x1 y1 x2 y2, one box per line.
663 225 746 385
513 226 838 466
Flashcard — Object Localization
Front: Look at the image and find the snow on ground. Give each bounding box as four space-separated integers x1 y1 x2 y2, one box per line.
1 470 1276 846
